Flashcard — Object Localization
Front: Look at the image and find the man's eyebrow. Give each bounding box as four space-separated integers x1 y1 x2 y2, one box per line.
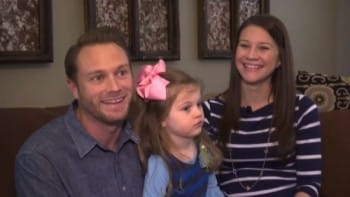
86 70 104 76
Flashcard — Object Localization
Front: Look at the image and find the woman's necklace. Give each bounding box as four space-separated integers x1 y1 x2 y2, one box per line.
229 127 273 191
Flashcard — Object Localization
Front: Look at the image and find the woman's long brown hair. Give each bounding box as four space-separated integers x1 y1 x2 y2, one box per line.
218 14 296 160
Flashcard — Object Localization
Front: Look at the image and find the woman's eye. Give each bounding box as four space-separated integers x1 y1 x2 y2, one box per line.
258 46 270 51
239 43 249 48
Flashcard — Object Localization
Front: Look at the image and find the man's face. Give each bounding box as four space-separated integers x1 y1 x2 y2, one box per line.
67 43 133 125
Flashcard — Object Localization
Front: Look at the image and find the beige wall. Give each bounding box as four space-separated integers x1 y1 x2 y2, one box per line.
0 0 347 107
336 0 350 73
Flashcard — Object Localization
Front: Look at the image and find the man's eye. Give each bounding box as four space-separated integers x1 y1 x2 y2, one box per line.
116 69 130 77
91 75 103 81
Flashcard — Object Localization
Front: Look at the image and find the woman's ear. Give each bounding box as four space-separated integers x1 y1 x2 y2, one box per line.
277 59 281 67
275 61 281 70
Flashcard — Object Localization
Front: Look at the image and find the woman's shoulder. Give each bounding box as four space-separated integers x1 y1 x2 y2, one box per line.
295 94 320 119
296 93 318 109
202 93 225 108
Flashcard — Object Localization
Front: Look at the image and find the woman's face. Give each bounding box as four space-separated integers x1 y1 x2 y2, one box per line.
235 25 280 87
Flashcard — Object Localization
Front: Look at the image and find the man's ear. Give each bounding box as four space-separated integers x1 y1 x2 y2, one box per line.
161 120 167 128
67 78 79 99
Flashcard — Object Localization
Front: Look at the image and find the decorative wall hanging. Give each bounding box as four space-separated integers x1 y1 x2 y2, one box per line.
85 0 180 61
0 0 53 63
198 0 269 59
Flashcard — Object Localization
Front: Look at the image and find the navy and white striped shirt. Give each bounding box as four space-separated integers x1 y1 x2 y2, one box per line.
202 94 322 197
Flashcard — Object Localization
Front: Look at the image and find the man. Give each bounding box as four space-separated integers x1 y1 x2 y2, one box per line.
15 28 144 196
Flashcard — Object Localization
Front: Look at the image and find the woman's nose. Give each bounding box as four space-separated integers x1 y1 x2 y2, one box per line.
247 47 258 59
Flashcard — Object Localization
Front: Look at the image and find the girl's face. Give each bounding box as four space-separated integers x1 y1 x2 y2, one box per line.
235 25 280 88
161 86 203 145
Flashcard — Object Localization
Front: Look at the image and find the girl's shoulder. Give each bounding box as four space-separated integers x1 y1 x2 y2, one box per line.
146 155 169 181
144 155 169 196
148 154 167 168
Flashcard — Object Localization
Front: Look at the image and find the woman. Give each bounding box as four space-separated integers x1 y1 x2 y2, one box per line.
202 14 322 197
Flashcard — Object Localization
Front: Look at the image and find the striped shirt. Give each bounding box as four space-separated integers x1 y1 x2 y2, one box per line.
202 94 322 197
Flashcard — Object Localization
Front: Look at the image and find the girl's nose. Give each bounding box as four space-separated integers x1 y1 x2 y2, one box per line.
195 105 204 117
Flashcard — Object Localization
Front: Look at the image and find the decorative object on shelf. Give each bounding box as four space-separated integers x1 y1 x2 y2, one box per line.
198 0 269 59
85 0 180 61
0 0 53 63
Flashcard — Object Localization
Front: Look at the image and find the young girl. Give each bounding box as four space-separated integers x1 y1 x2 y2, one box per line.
135 59 224 197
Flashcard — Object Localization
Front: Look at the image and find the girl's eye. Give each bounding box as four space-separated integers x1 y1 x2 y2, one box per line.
182 105 191 112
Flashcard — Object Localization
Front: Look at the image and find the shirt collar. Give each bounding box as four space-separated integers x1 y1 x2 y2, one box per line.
64 102 139 158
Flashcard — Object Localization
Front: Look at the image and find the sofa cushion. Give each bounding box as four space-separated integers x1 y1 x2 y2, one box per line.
0 105 68 197
296 70 350 112
320 110 350 196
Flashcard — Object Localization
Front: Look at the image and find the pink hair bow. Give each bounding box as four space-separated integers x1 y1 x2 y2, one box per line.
136 59 169 101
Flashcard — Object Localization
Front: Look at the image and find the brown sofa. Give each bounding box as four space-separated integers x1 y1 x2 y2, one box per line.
1 106 350 196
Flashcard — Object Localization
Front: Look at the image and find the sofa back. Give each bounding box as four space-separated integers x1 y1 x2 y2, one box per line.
0 106 68 197
320 110 350 197
1 105 349 197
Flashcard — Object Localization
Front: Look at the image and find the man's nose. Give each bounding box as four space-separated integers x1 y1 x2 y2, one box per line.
106 76 120 91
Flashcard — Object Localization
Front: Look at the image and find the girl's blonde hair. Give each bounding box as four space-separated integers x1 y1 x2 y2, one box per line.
135 68 222 173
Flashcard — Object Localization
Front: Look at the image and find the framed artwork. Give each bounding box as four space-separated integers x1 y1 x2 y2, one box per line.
0 0 53 63
85 0 180 61
198 0 269 59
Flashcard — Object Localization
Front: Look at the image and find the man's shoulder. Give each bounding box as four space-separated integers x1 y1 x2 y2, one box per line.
17 115 71 157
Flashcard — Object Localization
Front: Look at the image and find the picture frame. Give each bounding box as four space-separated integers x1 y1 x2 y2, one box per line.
198 0 269 59
85 0 180 61
0 0 53 63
